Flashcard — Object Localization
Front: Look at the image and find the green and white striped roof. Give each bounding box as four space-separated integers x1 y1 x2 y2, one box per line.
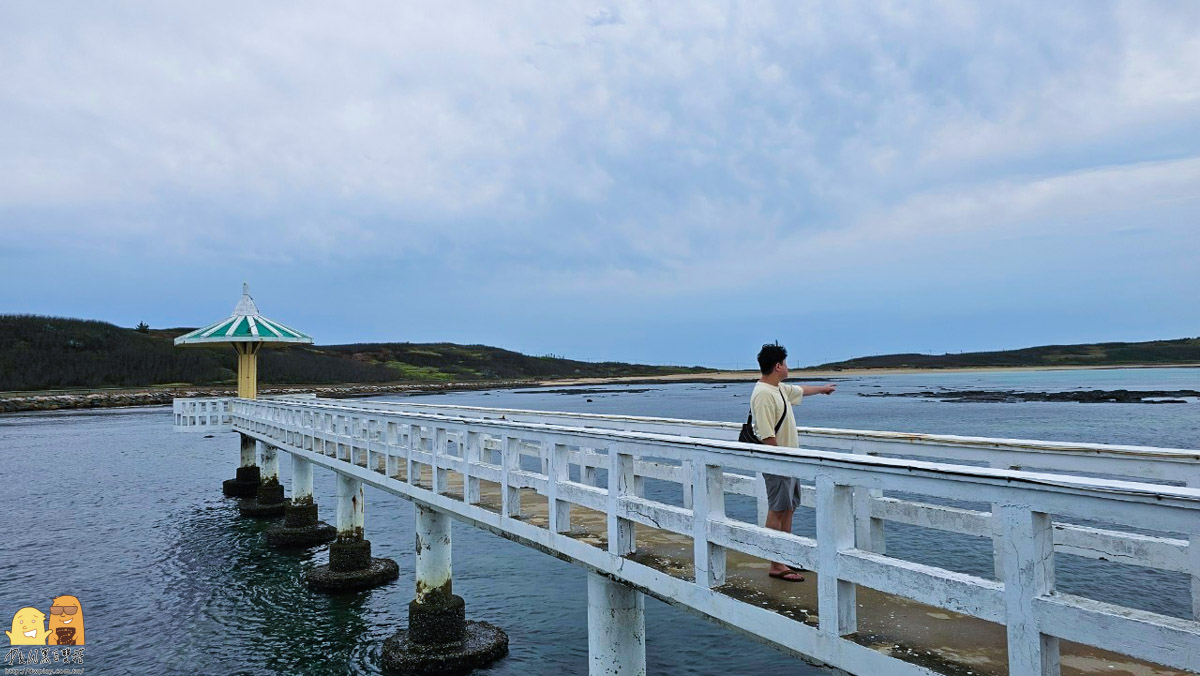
174 284 313 347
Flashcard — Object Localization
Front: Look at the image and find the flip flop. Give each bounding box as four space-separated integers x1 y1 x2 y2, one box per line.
787 565 807 573
768 569 805 582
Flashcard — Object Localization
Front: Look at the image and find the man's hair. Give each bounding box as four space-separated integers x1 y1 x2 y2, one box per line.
757 343 788 375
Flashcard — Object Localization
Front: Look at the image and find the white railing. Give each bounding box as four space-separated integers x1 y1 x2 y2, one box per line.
173 397 233 432
260 397 1200 600
217 396 1200 676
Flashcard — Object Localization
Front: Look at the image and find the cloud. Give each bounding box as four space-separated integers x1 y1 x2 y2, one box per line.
0 2 1197 362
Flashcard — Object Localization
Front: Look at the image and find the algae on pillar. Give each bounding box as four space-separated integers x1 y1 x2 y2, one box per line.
223 433 262 498
240 442 288 518
173 283 312 498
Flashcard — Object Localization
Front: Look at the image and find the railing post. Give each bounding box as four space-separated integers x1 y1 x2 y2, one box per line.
990 459 1007 580
851 444 885 553
433 427 448 495
582 447 599 487
1191 532 1200 623
680 459 694 510
384 422 399 478
692 461 726 587
1187 475 1200 620
816 474 856 636
999 504 1060 676
755 472 769 527
547 442 571 534
464 431 482 505
406 424 418 486
588 572 645 676
501 436 521 518
608 448 636 556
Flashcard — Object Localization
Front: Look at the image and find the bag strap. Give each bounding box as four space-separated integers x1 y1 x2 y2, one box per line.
774 391 787 433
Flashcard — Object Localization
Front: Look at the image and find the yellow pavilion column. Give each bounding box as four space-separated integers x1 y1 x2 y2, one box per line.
234 342 262 399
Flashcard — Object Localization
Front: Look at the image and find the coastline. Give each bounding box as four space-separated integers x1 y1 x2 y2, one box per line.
0 380 540 414
3 362 1197 414
536 362 1200 386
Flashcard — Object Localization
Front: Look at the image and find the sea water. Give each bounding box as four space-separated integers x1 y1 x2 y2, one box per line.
1 367 1196 675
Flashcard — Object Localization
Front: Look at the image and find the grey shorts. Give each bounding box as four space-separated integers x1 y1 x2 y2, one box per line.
764 473 803 512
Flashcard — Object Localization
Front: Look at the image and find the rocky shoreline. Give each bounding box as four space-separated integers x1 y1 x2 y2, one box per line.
859 388 1200 404
0 381 540 414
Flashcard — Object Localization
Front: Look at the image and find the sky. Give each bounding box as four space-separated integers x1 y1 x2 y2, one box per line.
1 2 1198 368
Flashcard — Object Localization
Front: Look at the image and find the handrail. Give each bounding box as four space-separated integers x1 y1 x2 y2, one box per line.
216 395 1200 675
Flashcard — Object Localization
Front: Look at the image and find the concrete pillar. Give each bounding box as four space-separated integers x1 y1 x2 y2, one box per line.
381 504 508 674
292 455 313 504
222 433 261 498
307 472 398 593
260 442 280 484
587 573 646 676
239 443 286 518
266 454 335 548
337 473 365 539
416 505 452 603
240 433 257 468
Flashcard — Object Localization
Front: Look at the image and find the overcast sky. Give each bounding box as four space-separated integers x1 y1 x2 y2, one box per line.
2 2 1197 367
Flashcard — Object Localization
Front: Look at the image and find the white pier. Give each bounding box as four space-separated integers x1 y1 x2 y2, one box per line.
175 396 1200 676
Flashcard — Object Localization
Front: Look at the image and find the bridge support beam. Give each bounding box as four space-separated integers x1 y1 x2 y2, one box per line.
240 442 287 517
587 572 646 676
307 473 398 592
382 504 508 675
266 455 335 547
221 433 261 498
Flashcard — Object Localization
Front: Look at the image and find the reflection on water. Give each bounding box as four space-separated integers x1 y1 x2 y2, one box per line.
1 367 1196 674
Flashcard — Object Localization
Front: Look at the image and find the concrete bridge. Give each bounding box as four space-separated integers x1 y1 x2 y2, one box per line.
175 395 1200 676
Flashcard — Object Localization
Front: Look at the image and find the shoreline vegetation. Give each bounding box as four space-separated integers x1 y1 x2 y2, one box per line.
2 314 1197 413
4 362 1199 414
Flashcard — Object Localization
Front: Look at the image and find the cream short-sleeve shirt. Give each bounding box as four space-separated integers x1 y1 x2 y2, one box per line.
750 381 804 448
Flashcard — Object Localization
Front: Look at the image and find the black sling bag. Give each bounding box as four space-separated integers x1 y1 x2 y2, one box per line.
738 390 787 444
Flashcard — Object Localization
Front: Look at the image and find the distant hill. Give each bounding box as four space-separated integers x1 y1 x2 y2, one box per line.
0 315 711 392
807 338 1200 371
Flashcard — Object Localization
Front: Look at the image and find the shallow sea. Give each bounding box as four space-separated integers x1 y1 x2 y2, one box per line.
1 368 1196 675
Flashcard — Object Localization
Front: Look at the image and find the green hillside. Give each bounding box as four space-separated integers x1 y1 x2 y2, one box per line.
0 315 710 392
808 338 1200 370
